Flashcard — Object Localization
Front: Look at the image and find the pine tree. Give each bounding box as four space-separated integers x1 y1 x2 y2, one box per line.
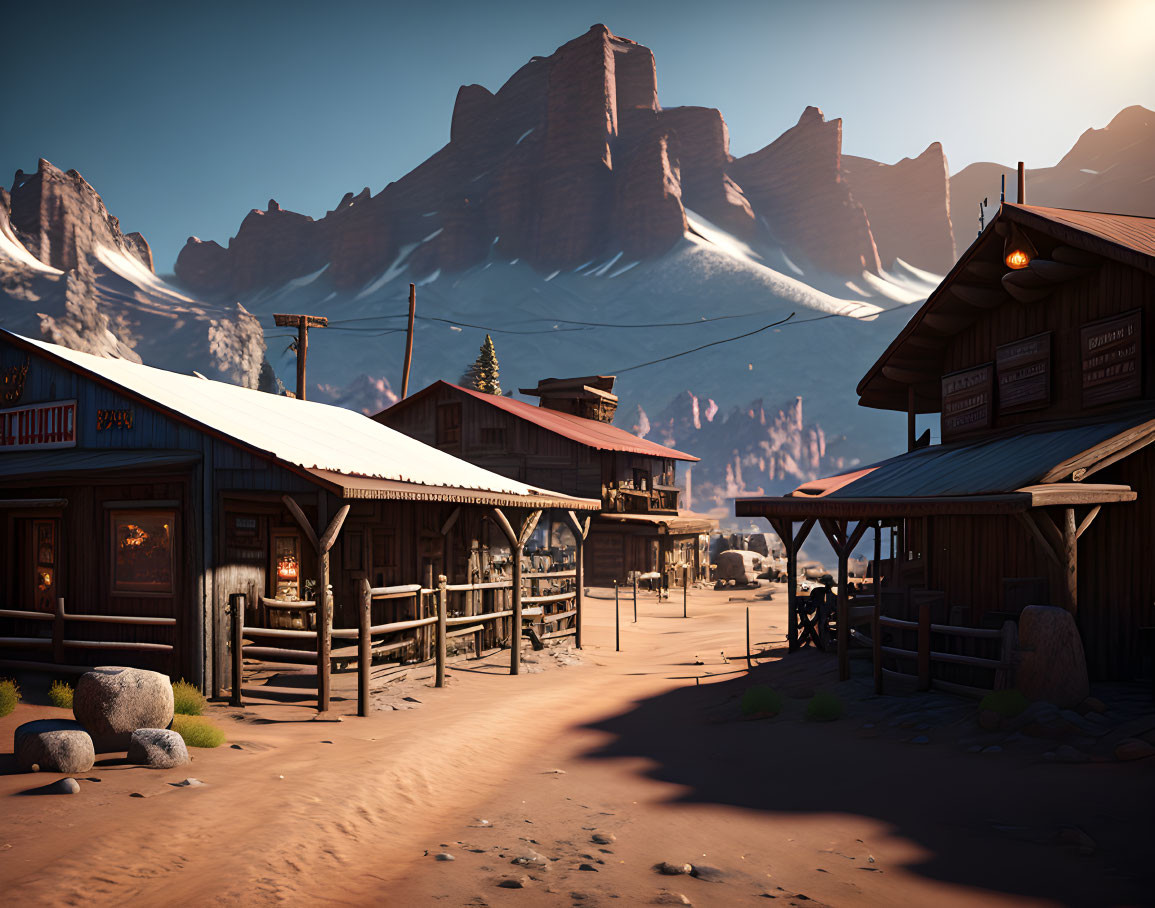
469 334 502 396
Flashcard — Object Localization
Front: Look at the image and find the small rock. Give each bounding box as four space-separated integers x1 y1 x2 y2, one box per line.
592 833 616 845
73 666 175 750
690 864 726 882
128 728 190 769
497 878 526 889
434 852 455 861
171 777 206 787
511 851 548 868
1114 738 1155 761
1055 744 1088 764
51 777 81 795
656 862 693 876
578 863 599 872
230 744 243 750
655 893 692 905
978 710 1002 731
1057 826 1096 855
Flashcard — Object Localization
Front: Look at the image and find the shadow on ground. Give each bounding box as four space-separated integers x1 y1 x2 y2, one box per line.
582 648 1155 906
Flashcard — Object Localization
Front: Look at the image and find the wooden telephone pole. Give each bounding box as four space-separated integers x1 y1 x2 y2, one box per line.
401 283 416 399
273 314 328 400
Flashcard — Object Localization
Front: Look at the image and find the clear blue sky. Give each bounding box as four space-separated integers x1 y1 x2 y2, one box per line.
3 0 1151 272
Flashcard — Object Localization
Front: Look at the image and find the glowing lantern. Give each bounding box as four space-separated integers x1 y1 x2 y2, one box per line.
1003 224 1037 270
277 556 299 580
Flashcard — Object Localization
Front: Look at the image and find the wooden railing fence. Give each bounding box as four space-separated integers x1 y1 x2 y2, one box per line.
0 598 175 674
232 567 579 717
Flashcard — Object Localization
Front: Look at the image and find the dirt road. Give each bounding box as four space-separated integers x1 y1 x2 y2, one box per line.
2 585 1152 906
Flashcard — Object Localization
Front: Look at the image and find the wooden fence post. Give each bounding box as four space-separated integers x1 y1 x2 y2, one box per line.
358 579 371 717
317 554 332 713
229 593 244 707
53 597 65 665
574 533 585 650
632 574 638 624
746 606 752 671
683 565 688 618
511 543 523 676
436 575 447 688
615 581 620 651
917 599 931 691
423 563 434 662
872 522 883 694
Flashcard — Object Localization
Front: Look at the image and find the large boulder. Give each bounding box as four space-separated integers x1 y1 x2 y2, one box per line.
128 728 190 769
74 666 174 751
14 719 95 773
715 550 763 584
1016 606 1089 709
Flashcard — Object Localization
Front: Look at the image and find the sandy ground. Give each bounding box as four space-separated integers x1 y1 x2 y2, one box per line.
2 583 1153 907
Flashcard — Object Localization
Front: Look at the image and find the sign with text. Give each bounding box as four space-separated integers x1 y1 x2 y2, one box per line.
996 332 1051 413
0 400 77 451
1081 310 1141 408
942 364 993 440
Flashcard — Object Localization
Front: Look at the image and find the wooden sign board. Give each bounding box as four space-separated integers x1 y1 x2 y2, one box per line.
0 399 77 450
1081 310 1141 408
942 363 993 441
996 332 1051 413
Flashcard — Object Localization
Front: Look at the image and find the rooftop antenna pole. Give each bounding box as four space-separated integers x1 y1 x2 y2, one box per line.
401 283 416 399
978 197 988 237
1017 161 1026 204
273 313 329 400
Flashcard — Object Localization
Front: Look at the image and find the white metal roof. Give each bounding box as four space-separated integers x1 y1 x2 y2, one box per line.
7 331 598 509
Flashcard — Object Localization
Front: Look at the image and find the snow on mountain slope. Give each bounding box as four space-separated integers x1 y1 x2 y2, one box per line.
233 213 929 502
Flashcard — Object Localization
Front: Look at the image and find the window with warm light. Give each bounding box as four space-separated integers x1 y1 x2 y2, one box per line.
110 510 175 594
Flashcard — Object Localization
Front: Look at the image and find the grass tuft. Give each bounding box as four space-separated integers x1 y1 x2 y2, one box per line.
979 688 1029 718
171 714 225 748
805 691 845 722
0 678 20 717
740 684 784 717
172 679 207 716
48 680 74 710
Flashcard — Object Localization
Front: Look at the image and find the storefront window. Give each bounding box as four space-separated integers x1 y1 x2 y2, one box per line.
110 510 175 594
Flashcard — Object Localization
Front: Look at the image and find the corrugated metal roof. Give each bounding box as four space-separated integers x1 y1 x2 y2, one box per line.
4 332 600 509
413 381 699 462
796 410 1155 500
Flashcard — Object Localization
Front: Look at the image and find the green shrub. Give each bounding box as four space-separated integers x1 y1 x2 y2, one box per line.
805 691 844 722
740 684 784 717
172 714 225 748
172 679 206 716
979 688 1029 718
48 680 74 710
0 678 19 717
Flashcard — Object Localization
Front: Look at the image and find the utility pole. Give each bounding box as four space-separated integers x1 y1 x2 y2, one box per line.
401 283 416 399
273 313 328 400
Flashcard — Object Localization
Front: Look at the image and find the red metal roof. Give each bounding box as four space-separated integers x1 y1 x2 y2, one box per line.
1008 205 1155 260
404 381 699 461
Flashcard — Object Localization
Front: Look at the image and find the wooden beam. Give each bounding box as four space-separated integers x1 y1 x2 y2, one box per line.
563 510 591 540
845 520 870 553
490 507 517 547
1075 505 1101 540
1031 508 1065 556
1013 512 1061 567
792 518 815 550
1062 507 1078 615
281 495 320 552
517 510 543 548
317 504 350 555
440 506 461 537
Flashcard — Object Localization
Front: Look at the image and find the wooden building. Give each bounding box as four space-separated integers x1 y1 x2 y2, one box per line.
737 204 1155 681
0 331 597 691
377 378 716 586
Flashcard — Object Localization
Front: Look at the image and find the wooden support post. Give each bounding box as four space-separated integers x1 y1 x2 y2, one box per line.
780 521 799 651
511 541 523 675
746 606 752 671
53 597 65 665
424 563 434 662
917 598 931 691
1017 161 1025 204
615 581 621 651
229 593 244 707
872 523 883 695
836 528 850 682
317 550 331 712
1062 507 1078 616
401 283 416 399
907 386 916 452
273 313 328 401
358 579 371 717
674 561 683 619
562 510 590 652
633 574 638 625
436 575 447 688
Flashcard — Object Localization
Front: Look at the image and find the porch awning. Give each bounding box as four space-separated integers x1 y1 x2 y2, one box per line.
594 511 718 534
735 408 1154 521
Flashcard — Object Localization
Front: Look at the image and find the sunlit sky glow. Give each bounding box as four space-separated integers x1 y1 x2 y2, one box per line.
3 0 1152 271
